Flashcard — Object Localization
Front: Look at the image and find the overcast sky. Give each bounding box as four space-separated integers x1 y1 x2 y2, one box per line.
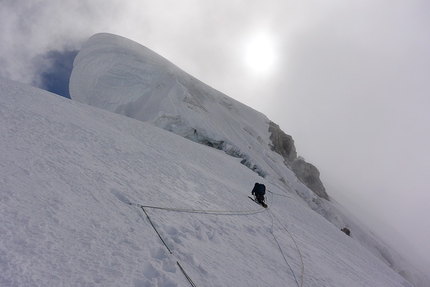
1 0 429 271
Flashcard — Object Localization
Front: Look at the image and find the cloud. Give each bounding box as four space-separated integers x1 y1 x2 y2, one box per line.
0 1 319 91
32 49 79 98
268 0 430 268
0 0 124 83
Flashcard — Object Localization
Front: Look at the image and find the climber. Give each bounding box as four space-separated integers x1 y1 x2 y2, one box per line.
252 182 267 208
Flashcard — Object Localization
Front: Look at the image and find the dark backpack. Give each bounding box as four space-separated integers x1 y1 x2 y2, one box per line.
252 183 266 197
258 184 266 196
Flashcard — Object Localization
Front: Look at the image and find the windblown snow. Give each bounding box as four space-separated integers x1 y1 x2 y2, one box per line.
0 32 428 286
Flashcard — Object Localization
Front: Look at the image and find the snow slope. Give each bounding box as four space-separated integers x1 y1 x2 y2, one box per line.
0 77 417 286
68 33 428 286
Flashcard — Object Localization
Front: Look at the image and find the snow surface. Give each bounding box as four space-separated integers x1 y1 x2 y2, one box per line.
0 77 420 286
69 33 428 287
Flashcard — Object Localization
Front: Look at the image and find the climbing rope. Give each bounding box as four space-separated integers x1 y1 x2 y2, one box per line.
177 261 197 287
141 206 173 254
128 201 266 215
267 189 295 198
267 189 311 211
140 205 197 287
269 209 305 287
268 210 300 287
253 191 304 287
129 189 303 287
268 189 305 204
126 193 271 287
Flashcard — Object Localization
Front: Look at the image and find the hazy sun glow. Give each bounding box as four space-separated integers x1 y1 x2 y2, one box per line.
244 32 278 75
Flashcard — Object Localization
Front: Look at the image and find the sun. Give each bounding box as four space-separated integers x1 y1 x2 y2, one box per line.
243 31 278 75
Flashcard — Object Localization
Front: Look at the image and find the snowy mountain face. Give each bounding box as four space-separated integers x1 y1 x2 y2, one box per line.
0 32 428 286
68 33 427 287
0 77 417 287
70 33 328 201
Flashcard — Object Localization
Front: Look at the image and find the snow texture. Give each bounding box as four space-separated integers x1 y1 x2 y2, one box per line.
0 33 428 286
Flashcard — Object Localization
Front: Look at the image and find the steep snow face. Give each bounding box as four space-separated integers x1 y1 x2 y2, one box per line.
0 77 417 287
67 33 429 286
70 33 298 184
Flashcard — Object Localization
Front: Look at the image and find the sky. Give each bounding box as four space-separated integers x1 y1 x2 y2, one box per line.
1 0 429 270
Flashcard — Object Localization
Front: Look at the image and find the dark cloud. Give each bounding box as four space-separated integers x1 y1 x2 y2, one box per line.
33 49 79 98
